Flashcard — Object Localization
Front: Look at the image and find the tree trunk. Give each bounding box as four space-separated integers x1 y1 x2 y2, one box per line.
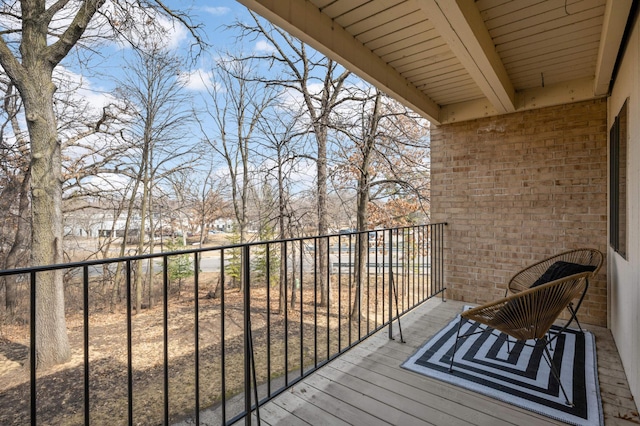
351 91 380 320
277 153 286 314
136 159 149 314
3 167 31 317
316 125 329 307
2 83 30 317
112 178 143 311
290 241 297 309
147 193 155 309
24 72 71 368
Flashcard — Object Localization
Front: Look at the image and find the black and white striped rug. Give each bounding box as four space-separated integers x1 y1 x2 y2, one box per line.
402 308 603 425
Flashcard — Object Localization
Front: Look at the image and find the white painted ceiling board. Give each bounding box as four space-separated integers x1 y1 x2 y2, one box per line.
379 38 448 62
367 26 438 53
397 54 460 75
478 0 547 21
321 0 369 18
494 16 603 53
414 69 470 86
238 0 632 123
386 44 453 67
512 57 598 89
311 0 336 8
500 30 601 65
491 6 605 45
345 3 420 35
433 90 486 105
485 0 605 35
505 49 601 72
356 11 428 43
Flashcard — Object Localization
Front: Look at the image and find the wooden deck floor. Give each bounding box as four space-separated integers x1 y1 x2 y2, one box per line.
246 299 639 425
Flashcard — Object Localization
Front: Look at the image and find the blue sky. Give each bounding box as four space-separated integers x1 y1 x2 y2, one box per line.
69 0 280 135
67 1 324 195
76 1 256 92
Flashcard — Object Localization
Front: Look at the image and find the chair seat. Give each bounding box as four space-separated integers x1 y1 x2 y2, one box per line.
505 248 603 333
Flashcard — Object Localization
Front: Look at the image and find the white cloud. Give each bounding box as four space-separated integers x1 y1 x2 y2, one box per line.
289 158 316 191
179 68 218 92
255 40 276 53
101 3 189 52
54 66 118 110
156 15 189 50
82 173 134 195
203 6 231 16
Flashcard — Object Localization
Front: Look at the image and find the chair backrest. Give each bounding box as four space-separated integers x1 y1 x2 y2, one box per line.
463 272 590 341
508 248 603 294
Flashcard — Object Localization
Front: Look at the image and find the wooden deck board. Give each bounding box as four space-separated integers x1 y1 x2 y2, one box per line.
330 352 559 426
244 299 638 425
318 361 515 426
301 373 434 425
289 375 392 426
270 391 349 426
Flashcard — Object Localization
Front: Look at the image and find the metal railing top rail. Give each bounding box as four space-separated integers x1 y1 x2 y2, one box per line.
0 223 447 276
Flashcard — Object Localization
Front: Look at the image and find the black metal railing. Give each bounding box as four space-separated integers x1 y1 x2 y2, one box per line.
0 223 446 426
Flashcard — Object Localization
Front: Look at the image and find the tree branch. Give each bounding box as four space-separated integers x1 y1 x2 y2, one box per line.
46 0 105 66
0 36 26 84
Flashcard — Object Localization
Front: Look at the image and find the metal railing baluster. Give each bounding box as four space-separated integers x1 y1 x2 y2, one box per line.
125 261 133 426
193 253 201 425
313 238 318 369
299 239 304 378
30 271 36 426
266 243 272 398
220 249 226 424
283 241 288 387
83 265 90 426
163 255 169 425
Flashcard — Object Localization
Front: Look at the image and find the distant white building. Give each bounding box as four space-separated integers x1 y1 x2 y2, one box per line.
64 210 141 238
211 218 234 233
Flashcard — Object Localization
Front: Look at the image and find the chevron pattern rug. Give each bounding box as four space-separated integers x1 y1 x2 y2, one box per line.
402 308 603 425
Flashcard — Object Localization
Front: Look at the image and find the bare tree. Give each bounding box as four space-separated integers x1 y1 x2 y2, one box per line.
0 0 202 368
235 13 356 306
0 79 30 317
1 65 124 316
330 90 430 318
113 43 196 313
177 163 230 247
255 107 306 311
201 53 276 245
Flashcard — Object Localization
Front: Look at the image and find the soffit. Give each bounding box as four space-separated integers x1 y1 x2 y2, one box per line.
236 0 633 124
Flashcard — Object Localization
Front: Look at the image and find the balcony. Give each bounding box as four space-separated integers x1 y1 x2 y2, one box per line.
1 223 637 425
245 298 637 425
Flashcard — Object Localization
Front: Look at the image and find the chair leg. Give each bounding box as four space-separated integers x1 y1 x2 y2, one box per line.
547 330 556 352
540 338 573 406
564 278 589 334
567 303 584 333
448 317 466 372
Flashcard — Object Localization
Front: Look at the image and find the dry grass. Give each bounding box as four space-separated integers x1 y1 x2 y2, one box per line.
0 270 428 425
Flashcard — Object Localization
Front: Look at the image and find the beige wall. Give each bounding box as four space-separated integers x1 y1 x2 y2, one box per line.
608 11 640 405
431 98 609 327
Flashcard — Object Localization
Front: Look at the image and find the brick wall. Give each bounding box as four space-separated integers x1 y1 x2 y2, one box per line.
431 98 608 326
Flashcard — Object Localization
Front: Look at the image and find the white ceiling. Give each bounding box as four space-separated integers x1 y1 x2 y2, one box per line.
236 0 633 125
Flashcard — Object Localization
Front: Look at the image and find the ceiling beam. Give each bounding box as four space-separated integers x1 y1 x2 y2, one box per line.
417 0 516 114
235 0 442 124
593 0 634 96
440 77 600 124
